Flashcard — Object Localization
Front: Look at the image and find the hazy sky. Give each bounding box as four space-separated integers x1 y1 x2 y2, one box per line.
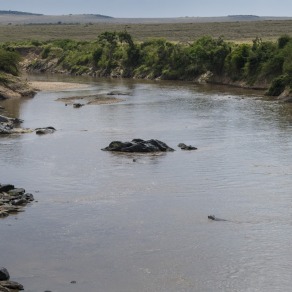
0 0 291 18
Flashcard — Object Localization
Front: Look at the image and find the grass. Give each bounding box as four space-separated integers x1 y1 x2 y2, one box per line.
0 20 292 43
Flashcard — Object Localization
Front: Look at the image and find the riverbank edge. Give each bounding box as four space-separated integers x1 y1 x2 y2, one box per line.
18 50 292 102
2 46 291 101
0 73 36 100
2 70 290 102
0 183 35 292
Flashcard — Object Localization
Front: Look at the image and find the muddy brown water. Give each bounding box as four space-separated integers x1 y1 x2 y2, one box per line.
1 75 292 292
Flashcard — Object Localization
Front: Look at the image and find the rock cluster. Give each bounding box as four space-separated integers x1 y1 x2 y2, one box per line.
0 115 31 134
0 268 24 291
0 184 34 218
0 114 56 135
102 139 175 153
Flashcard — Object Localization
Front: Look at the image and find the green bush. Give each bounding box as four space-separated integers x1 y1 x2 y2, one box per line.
0 48 20 75
278 35 291 49
41 46 51 59
225 43 250 79
266 75 288 96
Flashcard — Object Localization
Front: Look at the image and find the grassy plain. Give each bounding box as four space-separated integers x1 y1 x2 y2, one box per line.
0 20 292 43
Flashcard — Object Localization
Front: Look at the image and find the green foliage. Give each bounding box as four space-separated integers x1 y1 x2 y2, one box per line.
92 46 103 67
30 40 42 46
0 72 9 84
135 38 175 78
260 55 284 80
52 39 78 50
0 48 20 75
41 46 51 59
278 35 291 49
281 42 292 76
266 75 288 96
245 38 277 81
225 43 250 79
186 36 231 76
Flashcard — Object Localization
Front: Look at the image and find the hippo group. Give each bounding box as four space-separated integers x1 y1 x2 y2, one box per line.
102 139 175 153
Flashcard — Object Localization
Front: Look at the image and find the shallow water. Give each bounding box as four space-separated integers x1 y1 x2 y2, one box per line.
1 75 292 291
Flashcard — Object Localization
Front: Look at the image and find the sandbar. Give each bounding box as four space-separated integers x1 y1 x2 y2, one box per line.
57 94 124 105
28 81 90 91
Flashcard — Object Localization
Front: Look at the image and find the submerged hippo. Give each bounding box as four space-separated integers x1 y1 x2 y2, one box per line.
208 215 228 222
73 103 84 108
35 126 56 135
178 143 197 150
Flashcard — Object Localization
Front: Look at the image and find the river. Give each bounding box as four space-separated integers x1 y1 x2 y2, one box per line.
1 75 292 292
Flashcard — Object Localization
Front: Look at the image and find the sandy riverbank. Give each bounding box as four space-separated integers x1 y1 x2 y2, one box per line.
28 81 90 91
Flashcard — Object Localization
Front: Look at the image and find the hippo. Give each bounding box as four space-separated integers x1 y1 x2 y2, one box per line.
73 103 84 108
178 143 197 150
102 139 175 153
35 126 56 135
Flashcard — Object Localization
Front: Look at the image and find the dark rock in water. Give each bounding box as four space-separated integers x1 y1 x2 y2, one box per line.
102 139 175 153
22 193 34 202
208 215 227 221
73 103 84 108
0 106 4 110
0 115 10 123
0 268 10 281
11 198 27 206
0 185 15 193
0 115 23 125
0 124 12 134
35 126 56 135
7 188 25 196
178 143 197 150
0 114 29 135
11 118 23 125
0 280 24 291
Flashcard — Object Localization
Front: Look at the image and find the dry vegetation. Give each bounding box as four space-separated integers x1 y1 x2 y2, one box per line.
0 20 292 43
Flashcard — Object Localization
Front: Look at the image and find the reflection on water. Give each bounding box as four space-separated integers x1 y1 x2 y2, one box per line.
1 75 292 292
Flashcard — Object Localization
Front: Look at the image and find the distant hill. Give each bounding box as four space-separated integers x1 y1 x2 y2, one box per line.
0 10 43 16
80 14 113 19
0 11 291 25
227 15 260 20
0 11 114 24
